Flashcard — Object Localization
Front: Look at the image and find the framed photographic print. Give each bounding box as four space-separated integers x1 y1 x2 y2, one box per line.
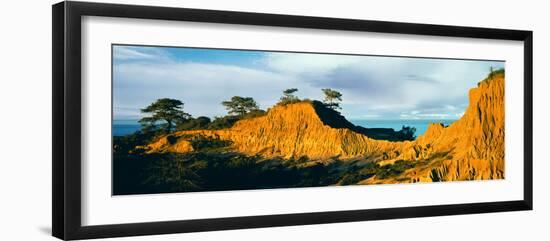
52 1 533 240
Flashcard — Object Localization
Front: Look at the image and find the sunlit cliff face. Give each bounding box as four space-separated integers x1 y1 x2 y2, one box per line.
143 74 505 184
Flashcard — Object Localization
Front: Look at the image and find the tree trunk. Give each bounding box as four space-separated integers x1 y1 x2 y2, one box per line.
166 120 172 133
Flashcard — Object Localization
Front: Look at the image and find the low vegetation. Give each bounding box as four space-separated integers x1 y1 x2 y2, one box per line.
113 133 422 194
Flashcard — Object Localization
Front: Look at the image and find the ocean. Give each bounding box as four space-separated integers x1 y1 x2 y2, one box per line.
348 119 457 137
113 119 457 138
113 120 142 136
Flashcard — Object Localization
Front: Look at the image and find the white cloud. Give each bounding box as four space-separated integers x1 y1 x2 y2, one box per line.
114 62 313 118
264 52 361 74
113 46 504 120
259 52 503 119
360 114 382 119
113 46 172 61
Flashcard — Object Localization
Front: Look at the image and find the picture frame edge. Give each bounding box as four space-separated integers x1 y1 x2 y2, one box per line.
52 1 534 240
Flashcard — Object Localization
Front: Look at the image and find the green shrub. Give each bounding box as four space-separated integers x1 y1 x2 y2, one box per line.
176 116 211 131
397 126 416 141
207 115 241 129
207 110 266 130
376 160 416 179
189 135 232 151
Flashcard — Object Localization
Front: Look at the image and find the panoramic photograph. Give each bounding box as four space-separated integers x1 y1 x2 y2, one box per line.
112 44 505 195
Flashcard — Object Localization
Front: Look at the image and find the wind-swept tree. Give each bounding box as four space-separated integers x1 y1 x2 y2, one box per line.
398 126 417 141
139 98 191 133
221 96 259 116
322 88 343 110
279 88 300 105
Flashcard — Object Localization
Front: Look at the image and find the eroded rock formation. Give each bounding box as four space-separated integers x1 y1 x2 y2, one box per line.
142 74 505 184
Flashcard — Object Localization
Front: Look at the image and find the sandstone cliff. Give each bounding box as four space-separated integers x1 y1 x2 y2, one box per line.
143 73 505 184
145 102 401 160
367 73 505 183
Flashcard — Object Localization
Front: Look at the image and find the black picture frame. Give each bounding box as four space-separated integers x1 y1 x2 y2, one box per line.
52 1 533 240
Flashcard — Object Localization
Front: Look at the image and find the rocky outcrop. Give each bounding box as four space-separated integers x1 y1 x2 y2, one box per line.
146 102 401 160
364 74 505 183
139 134 194 153
143 74 505 183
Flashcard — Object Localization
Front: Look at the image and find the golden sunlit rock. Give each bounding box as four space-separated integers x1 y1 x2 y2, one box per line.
144 73 505 184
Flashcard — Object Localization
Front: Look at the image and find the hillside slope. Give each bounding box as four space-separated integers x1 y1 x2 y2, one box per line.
367 73 505 183
146 101 402 160
143 74 505 183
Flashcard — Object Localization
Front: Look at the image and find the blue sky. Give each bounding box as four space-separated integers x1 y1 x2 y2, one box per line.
112 45 504 120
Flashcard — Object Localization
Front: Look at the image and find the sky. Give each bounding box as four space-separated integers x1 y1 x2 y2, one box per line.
112 45 504 120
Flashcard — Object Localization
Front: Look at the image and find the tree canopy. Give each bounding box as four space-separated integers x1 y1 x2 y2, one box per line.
139 98 191 133
176 116 211 131
397 126 416 141
321 88 343 110
221 96 259 116
279 88 300 105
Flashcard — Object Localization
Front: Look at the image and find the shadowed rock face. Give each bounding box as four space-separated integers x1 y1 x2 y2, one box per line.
144 74 505 183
